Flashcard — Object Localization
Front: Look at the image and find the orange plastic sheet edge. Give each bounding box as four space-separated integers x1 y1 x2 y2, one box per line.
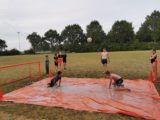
3 77 160 120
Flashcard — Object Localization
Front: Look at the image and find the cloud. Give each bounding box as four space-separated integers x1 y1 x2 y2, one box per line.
0 0 160 50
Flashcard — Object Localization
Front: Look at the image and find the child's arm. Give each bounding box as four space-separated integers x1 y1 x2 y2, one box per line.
109 78 112 89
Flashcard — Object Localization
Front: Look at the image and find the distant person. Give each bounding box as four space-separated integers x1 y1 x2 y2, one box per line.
101 48 110 72
48 71 62 87
45 55 49 74
150 49 158 81
62 50 67 70
105 71 130 91
54 53 58 72
58 52 63 71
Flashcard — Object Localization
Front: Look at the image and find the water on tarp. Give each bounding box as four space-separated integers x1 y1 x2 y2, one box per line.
3 77 160 120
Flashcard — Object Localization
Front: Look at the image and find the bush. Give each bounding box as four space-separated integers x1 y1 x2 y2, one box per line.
0 49 21 56
104 42 160 52
24 49 35 54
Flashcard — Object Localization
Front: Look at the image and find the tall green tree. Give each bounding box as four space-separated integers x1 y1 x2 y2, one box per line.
27 32 41 53
37 38 50 51
86 20 107 51
61 24 86 52
44 29 60 51
107 20 135 44
0 39 7 51
136 10 160 43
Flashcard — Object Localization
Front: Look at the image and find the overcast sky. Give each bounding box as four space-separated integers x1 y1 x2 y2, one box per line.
0 0 160 50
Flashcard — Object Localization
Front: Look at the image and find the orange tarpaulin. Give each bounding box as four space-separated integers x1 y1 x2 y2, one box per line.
3 77 160 120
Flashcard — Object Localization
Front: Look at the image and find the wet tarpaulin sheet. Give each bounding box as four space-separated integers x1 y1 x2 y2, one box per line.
3 77 160 120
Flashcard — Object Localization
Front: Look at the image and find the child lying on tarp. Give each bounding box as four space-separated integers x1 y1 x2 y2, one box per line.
105 71 130 91
48 71 62 87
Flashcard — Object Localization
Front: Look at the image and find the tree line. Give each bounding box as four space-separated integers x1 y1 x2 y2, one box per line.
0 39 21 56
1 10 160 55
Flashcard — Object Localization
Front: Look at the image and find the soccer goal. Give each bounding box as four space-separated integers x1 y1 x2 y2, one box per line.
0 61 41 87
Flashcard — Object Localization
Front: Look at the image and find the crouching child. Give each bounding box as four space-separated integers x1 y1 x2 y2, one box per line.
105 71 130 91
48 71 62 87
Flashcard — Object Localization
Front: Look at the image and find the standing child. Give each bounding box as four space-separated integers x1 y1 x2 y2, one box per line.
48 71 62 87
101 48 110 72
150 49 158 81
105 71 130 91
62 50 67 70
45 55 49 74
58 52 63 71
54 53 58 72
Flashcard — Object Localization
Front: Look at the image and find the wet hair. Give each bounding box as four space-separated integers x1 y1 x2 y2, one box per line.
57 71 62 75
105 71 110 75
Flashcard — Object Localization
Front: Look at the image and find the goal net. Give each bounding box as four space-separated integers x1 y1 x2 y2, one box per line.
0 61 41 87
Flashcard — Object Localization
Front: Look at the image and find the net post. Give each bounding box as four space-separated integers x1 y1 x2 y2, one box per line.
38 62 41 79
0 88 3 101
48 71 53 78
148 71 153 82
0 61 41 87
149 59 159 82
29 64 32 78
48 63 53 78
154 60 158 81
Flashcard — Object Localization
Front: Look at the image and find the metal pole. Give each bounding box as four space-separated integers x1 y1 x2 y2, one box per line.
17 32 20 51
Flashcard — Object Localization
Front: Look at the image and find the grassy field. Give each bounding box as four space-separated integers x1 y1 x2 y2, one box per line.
0 51 160 120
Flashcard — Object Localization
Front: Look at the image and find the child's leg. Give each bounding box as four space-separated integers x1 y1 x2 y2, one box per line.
103 64 107 71
54 65 58 72
46 64 49 74
63 63 66 69
59 63 62 71
102 59 107 72
48 79 55 87
53 79 58 86
54 62 58 72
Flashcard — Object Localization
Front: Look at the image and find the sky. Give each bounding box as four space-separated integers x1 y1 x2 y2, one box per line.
0 0 160 51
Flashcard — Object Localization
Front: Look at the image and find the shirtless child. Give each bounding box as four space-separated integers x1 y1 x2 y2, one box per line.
105 71 130 91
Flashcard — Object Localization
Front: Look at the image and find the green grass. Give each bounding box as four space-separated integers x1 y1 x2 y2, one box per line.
1 50 160 120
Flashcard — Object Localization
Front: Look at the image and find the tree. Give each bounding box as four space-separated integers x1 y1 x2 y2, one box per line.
0 39 7 51
107 20 135 44
86 20 107 51
136 10 160 43
37 38 50 51
44 29 60 51
61 24 86 52
27 32 41 53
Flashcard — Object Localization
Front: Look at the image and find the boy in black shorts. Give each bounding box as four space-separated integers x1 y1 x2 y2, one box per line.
54 53 58 71
48 71 62 87
105 71 130 91
62 50 67 70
